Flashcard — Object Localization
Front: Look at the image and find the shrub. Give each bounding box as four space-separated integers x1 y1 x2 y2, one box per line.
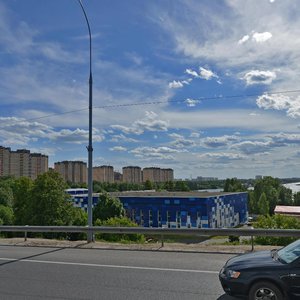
95 217 145 243
254 214 300 246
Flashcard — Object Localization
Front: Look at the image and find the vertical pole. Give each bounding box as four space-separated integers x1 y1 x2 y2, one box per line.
77 0 94 242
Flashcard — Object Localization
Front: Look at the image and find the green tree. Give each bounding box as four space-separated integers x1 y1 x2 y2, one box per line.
67 207 88 240
224 178 246 192
0 205 14 225
278 186 293 206
93 193 124 222
12 177 33 225
0 185 14 207
294 192 300 206
248 191 257 214
144 180 153 190
28 171 74 226
252 177 280 215
175 181 190 191
258 192 269 216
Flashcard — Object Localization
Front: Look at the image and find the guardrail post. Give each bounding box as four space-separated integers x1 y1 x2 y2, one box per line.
161 234 164 248
24 225 28 242
251 226 254 251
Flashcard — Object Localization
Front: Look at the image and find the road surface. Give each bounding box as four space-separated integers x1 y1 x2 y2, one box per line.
0 245 240 299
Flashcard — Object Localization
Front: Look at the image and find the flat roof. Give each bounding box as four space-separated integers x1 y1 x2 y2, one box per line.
110 191 245 198
275 205 300 214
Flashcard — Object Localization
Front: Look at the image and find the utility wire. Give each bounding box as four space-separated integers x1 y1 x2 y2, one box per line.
1 88 300 128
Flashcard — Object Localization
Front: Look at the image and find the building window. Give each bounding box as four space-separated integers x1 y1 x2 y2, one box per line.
157 210 161 227
140 210 144 226
149 210 153 227
166 211 171 227
176 211 181 228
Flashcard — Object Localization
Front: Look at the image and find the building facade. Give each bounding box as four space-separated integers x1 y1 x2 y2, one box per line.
114 171 123 183
160 168 174 182
141 167 174 183
113 191 248 228
0 146 48 179
122 166 142 184
54 161 87 184
0 146 10 177
93 165 114 183
67 190 248 228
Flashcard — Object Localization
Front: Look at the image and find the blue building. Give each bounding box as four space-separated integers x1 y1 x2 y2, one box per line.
113 191 248 228
67 189 248 228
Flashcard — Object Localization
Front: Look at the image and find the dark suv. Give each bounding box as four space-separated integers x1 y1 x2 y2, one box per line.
219 239 300 299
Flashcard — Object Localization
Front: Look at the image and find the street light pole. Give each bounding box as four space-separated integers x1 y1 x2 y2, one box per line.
77 0 94 242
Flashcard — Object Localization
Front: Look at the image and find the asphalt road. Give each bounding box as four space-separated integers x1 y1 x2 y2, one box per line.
0 245 240 300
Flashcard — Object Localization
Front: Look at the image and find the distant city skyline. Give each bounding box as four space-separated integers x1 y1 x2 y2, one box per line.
1 1 300 179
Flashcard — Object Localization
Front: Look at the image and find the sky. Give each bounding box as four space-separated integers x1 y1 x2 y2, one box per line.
1 0 300 180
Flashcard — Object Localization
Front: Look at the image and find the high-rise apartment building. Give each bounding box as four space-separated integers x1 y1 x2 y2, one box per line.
0 146 48 179
122 166 142 183
114 171 123 183
30 153 49 180
142 167 161 182
142 167 174 183
0 146 10 177
10 149 30 178
93 165 114 183
54 161 87 184
160 168 174 182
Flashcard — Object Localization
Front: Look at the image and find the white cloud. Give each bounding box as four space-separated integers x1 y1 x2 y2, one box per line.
111 111 169 135
49 128 104 144
185 68 199 77
238 35 249 44
243 70 276 85
199 152 245 160
110 146 127 152
130 146 184 160
185 98 200 107
256 94 300 118
199 67 218 80
190 132 201 138
232 140 273 155
161 109 298 132
169 133 184 139
168 80 184 89
252 31 273 43
268 133 300 145
202 135 240 148
170 138 195 148
110 134 138 143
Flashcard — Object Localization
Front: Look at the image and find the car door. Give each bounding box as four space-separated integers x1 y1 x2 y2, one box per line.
280 261 300 297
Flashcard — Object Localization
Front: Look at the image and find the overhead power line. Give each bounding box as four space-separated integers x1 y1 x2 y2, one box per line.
1 88 300 127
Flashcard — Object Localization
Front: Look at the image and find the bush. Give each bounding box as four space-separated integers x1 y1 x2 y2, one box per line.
254 214 300 246
95 217 145 243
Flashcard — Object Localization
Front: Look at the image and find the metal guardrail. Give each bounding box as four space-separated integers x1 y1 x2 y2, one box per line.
1 225 300 237
1 226 300 251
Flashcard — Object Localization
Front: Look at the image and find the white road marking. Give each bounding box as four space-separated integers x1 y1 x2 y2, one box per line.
0 257 219 274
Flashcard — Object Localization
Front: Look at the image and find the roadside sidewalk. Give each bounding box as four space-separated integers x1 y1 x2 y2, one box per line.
0 237 276 254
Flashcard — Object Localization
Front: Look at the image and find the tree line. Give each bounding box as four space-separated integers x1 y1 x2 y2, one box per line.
1 172 300 243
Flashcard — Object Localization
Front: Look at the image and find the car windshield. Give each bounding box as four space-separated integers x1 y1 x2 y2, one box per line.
277 239 300 264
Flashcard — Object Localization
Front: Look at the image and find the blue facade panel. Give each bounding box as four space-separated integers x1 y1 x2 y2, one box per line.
118 193 248 229
67 190 248 229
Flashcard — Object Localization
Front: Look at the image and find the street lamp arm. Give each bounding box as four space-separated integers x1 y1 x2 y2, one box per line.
77 0 92 73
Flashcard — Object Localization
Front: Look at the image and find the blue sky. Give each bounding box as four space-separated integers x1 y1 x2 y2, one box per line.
1 0 300 180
